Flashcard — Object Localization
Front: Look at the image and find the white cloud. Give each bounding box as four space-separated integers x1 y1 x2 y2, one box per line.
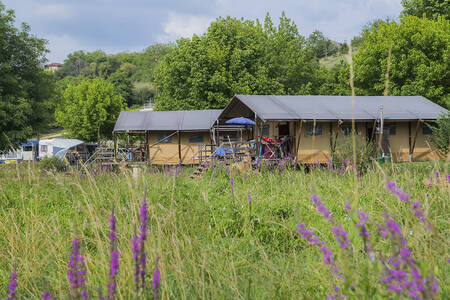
35 3 73 20
157 12 213 42
44 34 84 63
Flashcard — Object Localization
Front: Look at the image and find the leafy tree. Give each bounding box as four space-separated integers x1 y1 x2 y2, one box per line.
55 78 125 141
0 3 54 151
307 30 338 58
55 50 89 78
426 111 450 155
401 0 450 20
108 70 133 106
154 13 322 110
354 16 450 108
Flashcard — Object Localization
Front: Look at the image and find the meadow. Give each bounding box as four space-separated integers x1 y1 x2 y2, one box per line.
0 161 448 299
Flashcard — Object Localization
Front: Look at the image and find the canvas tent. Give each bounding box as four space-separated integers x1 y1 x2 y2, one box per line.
217 95 448 163
113 109 222 164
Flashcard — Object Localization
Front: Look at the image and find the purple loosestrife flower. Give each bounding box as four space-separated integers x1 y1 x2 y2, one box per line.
385 182 429 228
131 233 140 287
310 194 332 221
385 181 411 202
331 225 350 249
108 207 119 300
139 200 149 288
67 238 88 299
7 269 18 300
230 175 234 194
296 224 325 245
152 259 161 300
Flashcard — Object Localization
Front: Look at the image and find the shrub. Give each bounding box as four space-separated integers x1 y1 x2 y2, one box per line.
331 131 376 172
39 156 66 172
425 111 450 155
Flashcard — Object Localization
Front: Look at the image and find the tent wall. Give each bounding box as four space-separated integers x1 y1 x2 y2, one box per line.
148 131 213 165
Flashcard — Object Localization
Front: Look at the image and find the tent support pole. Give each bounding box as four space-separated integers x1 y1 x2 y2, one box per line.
145 131 149 163
410 120 421 161
178 130 182 164
295 120 303 162
113 132 117 160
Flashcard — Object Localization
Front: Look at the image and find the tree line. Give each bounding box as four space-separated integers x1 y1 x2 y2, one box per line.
0 0 448 149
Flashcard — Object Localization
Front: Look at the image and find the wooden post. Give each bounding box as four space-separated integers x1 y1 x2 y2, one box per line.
295 120 303 161
408 122 412 161
178 130 182 164
145 131 149 163
113 132 117 160
410 120 421 161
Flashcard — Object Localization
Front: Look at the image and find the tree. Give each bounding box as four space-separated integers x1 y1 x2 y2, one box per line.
307 30 338 59
55 78 125 141
354 16 450 108
426 111 450 155
0 3 54 151
401 0 450 20
154 13 322 110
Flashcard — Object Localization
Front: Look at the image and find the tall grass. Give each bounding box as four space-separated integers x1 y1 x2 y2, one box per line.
0 162 448 299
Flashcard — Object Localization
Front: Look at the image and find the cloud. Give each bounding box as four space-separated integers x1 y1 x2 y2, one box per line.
157 12 214 42
1 0 404 61
35 3 73 20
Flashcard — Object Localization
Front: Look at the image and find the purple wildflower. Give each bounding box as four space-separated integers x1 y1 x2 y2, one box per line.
331 225 350 249
230 175 234 194
344 203 351 212
152 260 160 300
67 238 88 299
296 223 325 245
320 246 334 265
42 292 52 300
385 181 411 202
108 207 119 300
7 269 18 300
139 200 148 288
310 194 332 221
385 181 429 228
131 234 140 287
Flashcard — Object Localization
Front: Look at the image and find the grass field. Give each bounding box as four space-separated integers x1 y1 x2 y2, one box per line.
0 161 449 299
320 54 351 69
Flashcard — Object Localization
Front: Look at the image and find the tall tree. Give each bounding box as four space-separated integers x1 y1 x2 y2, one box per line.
401 0 450 20
55 78 125 141
354 16 450 108
154 14 322 111
0 3 54 151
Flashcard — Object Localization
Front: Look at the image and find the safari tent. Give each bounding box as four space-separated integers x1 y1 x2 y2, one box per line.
217 95 448 163
113 110 222 164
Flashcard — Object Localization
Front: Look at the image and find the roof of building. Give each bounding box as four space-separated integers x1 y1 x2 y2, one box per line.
113 109 223 132
221 95 447 121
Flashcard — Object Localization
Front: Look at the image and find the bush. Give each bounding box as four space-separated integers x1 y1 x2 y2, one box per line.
39 156 66 172
331 131 376 172
425 111 450 155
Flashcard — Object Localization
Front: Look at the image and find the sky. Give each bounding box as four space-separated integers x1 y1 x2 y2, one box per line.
2 0 403 62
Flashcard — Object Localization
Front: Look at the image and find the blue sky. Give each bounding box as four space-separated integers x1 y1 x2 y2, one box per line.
3 0 403 62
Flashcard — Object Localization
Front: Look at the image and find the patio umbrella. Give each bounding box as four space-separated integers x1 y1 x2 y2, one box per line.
225 117 256 125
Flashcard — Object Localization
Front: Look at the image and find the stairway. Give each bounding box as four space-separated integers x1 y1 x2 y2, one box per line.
84 147 116 166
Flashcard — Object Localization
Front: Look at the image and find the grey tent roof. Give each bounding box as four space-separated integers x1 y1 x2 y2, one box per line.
113 109 222 132
222 95 447 121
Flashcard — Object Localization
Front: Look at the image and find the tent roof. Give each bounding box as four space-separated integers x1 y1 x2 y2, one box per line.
40 138 85 149
220 95 447 121
113 109 222 132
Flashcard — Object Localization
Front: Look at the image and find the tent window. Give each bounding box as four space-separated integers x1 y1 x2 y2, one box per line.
262 125 269 137
306 124 322 136
422 125 433 135
387 124 396 135
341 124 358 136
157 134 172 144
40 145 48 153
189 134 204 143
